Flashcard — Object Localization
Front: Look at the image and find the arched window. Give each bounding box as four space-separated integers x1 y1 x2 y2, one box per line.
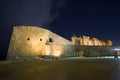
76 40 80 45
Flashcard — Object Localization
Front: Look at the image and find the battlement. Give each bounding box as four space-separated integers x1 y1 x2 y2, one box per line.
71 35 112 46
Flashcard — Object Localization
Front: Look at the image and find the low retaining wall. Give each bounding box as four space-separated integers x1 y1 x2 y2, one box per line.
74 46 120 57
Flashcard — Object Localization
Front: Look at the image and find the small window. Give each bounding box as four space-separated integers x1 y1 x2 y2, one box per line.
49 38 53 42
27 38 30 41
40 38 42 41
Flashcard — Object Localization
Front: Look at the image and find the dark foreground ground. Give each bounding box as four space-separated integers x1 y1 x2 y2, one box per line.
0 57 120 80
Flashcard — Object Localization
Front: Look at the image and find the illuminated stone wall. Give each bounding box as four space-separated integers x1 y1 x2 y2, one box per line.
72 35 112 46
7 26 75 60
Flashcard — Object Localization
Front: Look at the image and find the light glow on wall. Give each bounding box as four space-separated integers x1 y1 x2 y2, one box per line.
30 40 40 54
52 45 63 57
53 50 61 57
45 45 51 55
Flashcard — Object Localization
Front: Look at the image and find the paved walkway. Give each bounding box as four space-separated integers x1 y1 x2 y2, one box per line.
0 58 120 80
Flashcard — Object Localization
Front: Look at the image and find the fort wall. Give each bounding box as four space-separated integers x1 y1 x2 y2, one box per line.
7 26 75 60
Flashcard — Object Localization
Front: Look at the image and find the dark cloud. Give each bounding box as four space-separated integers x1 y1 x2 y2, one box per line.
0 0 67 26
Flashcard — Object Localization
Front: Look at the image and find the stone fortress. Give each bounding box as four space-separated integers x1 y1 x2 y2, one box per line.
72 35 112 46
7 26 115 60
7 26 75 60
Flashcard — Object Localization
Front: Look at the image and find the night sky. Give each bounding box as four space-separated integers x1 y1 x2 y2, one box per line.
0 0 120 59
